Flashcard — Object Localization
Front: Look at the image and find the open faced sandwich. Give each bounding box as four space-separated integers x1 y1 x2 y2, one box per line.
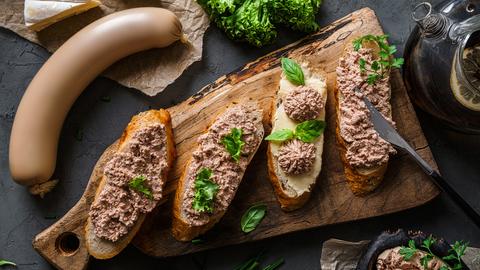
172 103 264 241
357 229 469 270
335 35 399 195
85 109 175 259
266 58 327 211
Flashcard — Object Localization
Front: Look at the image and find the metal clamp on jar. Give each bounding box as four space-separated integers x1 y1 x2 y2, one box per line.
404 0 480 133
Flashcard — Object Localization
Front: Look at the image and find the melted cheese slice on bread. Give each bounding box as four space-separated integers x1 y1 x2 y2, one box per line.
24 0 100 31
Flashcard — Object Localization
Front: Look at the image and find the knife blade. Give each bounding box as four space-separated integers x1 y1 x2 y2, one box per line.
357 87 480 228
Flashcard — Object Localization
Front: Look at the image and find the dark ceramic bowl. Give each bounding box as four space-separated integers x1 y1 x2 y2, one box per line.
356 229 469 270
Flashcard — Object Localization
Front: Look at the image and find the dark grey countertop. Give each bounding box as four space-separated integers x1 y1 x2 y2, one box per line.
1 0 479 269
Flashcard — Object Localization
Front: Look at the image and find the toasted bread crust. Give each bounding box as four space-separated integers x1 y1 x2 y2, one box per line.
171 154 224 241
334 45 389 196
85 109 175 259
171 105 263 241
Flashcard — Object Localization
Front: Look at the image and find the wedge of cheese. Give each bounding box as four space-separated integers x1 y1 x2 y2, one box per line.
24 0 100 31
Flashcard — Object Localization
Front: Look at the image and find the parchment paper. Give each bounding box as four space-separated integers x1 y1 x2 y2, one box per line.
321 239 480 270
0 0 210 96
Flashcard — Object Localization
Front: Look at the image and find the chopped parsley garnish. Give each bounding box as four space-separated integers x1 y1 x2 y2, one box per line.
129 175 153 200
352 34 404 85
399 239 418 261
222 127 245 162
193 168 219 213
399 235 468 270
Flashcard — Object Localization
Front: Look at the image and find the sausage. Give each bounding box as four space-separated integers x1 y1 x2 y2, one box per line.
9 8 184 195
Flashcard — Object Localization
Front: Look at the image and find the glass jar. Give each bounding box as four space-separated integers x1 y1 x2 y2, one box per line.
404 0 480 133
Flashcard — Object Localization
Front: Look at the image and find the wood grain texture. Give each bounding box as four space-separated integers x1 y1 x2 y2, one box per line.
33 143 118 270
33 7 439 268
132 7 439 257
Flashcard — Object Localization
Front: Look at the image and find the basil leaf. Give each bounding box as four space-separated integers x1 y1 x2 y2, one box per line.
263 258 284 270
294 120 325 143
265 129 294 142
129 175 153 200
241 204 267 233
222 127 245 162
281 58 305 85
0 260 16 267
193 168 219 213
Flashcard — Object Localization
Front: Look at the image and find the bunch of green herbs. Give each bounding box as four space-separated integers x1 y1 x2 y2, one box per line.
399 235 468 270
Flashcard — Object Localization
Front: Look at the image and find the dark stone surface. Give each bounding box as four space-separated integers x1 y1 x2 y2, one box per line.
1 1 479 269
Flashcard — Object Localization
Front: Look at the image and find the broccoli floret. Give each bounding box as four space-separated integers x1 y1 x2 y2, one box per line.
221 0 277 47
197 0 321 46
269 0 322 32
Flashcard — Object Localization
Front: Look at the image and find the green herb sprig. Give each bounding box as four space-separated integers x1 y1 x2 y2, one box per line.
399 239 418 261
420 236 436 269
193 168 219 213
234 251 284 270
222 127 245 162
399 235 468 270
129 175 153 200
0 260 16 267
234 252 264 270
191 238 203 244
265 119 325 143
263 258 284 270
281 58 305 85
441 241 469 270
241 204 267 233
353 34 404 85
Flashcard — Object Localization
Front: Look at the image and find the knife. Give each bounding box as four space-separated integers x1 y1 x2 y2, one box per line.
357 88 480 228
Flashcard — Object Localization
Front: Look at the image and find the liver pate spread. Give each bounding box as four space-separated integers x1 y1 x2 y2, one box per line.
278 139 316 174
182 104 263 226
336 48 396 169
377 247 447 270
89 123 168 242
283 85 324 122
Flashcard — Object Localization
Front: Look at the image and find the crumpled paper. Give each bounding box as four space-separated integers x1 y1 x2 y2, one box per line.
321 239 480 270
0 0 210 96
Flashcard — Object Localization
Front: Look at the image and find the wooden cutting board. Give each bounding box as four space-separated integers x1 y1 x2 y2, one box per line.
32 7 439 269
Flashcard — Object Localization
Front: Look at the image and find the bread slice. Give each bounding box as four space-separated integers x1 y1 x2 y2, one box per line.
267 63 328 211
85 109 175 259
172 103 264 241
334 41 393 196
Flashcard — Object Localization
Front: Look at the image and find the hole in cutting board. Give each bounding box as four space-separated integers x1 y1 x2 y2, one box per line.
55 232 80 256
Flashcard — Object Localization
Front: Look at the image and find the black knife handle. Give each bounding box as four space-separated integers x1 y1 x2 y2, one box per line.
430 171 480 228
